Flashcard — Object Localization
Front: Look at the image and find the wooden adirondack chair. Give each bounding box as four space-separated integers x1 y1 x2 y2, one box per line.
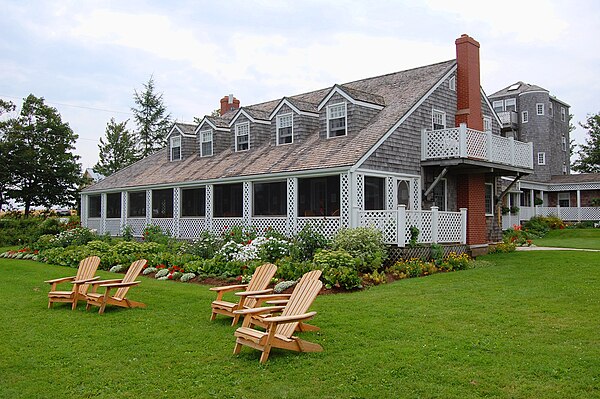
85 259 147 314
210 263 277 326
248 269 322 332
46 255 101 310
233 279 323 363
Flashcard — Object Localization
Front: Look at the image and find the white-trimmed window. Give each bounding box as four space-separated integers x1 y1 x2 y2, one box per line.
276 113 293 145
327 103 347 137
485 183 494 216
492 100 503 113
235 122 249 151
562 136 567 152
170 136 181 161
200 130 213 157
537 152 546 165
449 76 456 91
558 192 570 207
522 111 529 123
504 98 516 112
432 109 446 130
561 107 566 122
483 116 492 133
536 103 544 115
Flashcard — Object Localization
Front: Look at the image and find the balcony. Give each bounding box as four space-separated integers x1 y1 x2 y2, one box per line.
497 111 518 130
421 123 533 171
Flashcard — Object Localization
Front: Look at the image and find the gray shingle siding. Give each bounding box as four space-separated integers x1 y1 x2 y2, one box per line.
270 103 318 145
167 131 196 162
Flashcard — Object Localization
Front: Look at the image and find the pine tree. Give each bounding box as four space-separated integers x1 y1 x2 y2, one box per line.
131 76 172 158
94 118 138 177
573 113 600 173
4 94 82 216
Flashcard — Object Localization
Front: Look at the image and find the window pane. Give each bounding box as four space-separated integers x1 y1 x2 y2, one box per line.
182 188 206 217
364 176 385 210
128 192 146 217
106 193 121 218
485 184 493 215
152 189 173 218
298 175 340 217
253 181 287 216
201 131 213 156
433 180 446 211
397 180 410 209
213 183 243 217
88 195 101 218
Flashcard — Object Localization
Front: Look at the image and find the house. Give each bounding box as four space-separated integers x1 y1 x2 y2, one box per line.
81 34 536 252
488 84 600 228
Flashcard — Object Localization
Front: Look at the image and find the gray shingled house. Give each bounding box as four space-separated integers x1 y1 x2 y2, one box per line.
81 35 536 251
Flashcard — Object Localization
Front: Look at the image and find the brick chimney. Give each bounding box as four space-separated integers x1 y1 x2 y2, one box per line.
220 94 240 116
455 34 483 131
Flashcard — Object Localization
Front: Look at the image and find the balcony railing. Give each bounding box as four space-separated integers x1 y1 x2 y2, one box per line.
497 111 518 127
421 123 533 169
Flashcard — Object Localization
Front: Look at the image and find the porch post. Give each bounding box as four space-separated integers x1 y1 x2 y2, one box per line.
431 206 439 244
121 191 127 234
509 136 515 165
486 130 493 162
100 193 107 235
81 194 88 228
286 177 297 237
205 184 213 234
421 128 428 160
460 208 468 244
173 187 180 238
556 204 561 219
145 190 152 228
340 173 350 229
397 205 406 247
577 190 582 221
459 123 468 158
243 181 252 228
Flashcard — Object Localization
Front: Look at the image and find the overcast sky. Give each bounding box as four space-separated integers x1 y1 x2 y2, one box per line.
1 0 598 171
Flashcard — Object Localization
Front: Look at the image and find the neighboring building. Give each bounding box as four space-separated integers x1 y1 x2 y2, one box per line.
81 35 535 250
83 168 105 184
489 84 600 228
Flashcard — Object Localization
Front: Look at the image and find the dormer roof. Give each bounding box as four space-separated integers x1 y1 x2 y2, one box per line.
229 107 271 126
196 116 230 132
268 97 319 119
165 122 197 139
317 84 385 111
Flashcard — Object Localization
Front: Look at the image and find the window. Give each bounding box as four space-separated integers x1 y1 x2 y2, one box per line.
492 100 504 113
432 178 447 211
537 152 546 165
504 98 516 112
152 189 173 218
561 107 566 122
483 116 492 133
276 114 293 145
235 122 249 151
106 193 121 218
521 189 531 207
562 136 567 152
536 103 544 115
253 181 287 216
558 192 570 207
562 162 568 174
432 109 446 130
397 180 410 209
88 195 101 218
213 183 243 217
327 103 347 137
364 176 385 210
522 111 529 123
485 183 494 216
170 136 181 161
200 130 213 157
298 175 340 217
449 76 456 91
128 191 146 217
181 187 206 217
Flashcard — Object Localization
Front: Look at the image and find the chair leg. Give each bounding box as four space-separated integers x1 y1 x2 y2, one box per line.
71 298 78 310
210 312 216 321
233 341 242 355
259 347 271 364
85 303 92 311
48 300 53 309
231 314 240 326
98 302 107 314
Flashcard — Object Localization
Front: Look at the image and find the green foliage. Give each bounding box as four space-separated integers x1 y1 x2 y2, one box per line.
221 225 256 244
522 215 565 236
142 224 173 245
0 215 78 246
489 242 517 253
275 257 319 281
408 226 420 248
314 249 361 290
331 227 387 273
94 118 139 177
572 112 600 173
185 231 222 259
362 269 387 286
430 243 444 265
121 225 134 241
439 252 471 271
132 76 172 158
290 224 329 261
389 258 427 279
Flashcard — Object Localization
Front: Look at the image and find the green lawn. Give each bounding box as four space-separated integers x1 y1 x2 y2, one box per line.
1 252 599 399
533 228 600 250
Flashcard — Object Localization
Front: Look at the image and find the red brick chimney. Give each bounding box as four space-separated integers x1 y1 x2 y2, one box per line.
220 94 240 116
455 34 483 131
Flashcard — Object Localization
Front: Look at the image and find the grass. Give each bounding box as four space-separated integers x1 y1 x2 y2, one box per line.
1 251 599 399
532 228 600 250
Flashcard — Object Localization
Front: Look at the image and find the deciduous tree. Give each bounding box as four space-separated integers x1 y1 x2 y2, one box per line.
573 113 600 173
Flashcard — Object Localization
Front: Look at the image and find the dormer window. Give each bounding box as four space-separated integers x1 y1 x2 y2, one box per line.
235 122 249 151
327 103 347 137
170 136 181 161
449 76 456 91
200 130 213 157
277 113 293 145
432 109 446 130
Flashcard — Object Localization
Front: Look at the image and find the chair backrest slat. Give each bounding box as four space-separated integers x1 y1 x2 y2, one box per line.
245 263 277 308
114 259 147 300
276 279 322 338
74 256 101 295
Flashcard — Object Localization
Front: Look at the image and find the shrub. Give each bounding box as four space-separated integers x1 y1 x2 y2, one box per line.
180 272 196 282
121 225 134 241
186 231 222 259
332 227 387 273
440 252 471 271
221 225 257 245
155 269 169 278
274 280 297 293
314 249 361 290
290 224 329 261
142 224 173 245
143 267 158 275
54 227 96 247
275 257 319 281
489 242 517 253
362 269 387 286
389 258 426 279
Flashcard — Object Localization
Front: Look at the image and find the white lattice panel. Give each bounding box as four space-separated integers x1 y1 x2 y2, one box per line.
340 173 350 228
287 178 297 236
296 217 340 238
558 207 579 221
411 178 421 210
358 210 397 244
179 218 205 239
355 174 364 210
406 211 433 243
251 217 288 236
105 219 121 235
121 192 127 230
127 218 146 237
437 211 463 243
145 190 152 223
100 193 107 234
81 195 88 227
151 219 174 236
243 182 252 225
212 218 244 235
466 129 488 160
386 177 395 210
490 135 511 164
514 141 533 168
87 218 101 232
425 128 460 158
205 185 213 230
172 188 180 237
536 207 558 217
579 207 600 220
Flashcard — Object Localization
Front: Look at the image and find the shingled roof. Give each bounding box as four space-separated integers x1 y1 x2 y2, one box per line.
84 59 456 192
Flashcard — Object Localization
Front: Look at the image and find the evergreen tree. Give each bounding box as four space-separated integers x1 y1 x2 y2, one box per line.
0 99 17 211
131 76 172 158
573 113 600 173
4 94 82 216
94 118 138 177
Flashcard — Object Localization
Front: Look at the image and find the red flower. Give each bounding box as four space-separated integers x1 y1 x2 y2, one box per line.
168 274 173 280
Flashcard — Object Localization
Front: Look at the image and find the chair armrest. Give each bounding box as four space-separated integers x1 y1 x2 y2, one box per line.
233 305 285 316
72 276 101 285
45 276 76 284
265 299 290 306
235 288 273 297
263 311 317 325
89 279 123 286
249 293 291 300
209 284 248 292
100 281 140 289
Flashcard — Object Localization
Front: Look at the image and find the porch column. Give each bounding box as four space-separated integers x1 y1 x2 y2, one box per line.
340 173 350 228
286 177 298 237
81 194 88 228
205 184 213 234
145 189 152 228
431 206 439 244
243 181 252 228
351 173 364 228
121 191 127 234
173 187 180 238
457 174 487 245
100 193 107 234
577 189 582 221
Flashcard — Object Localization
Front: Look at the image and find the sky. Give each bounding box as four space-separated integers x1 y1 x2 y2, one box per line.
1 0 599 171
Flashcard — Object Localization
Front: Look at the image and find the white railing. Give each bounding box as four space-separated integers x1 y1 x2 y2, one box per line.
422 123 533 169
358 206 467 247
502 206 600 229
